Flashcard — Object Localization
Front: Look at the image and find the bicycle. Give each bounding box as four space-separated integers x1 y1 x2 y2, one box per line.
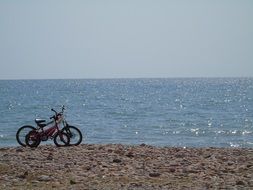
25 108 70 147
16 106 82 147
52 106 83 146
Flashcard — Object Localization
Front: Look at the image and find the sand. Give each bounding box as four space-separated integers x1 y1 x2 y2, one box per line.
0 144 253 189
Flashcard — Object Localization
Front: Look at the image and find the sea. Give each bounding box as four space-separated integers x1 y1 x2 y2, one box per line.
0 78 252 148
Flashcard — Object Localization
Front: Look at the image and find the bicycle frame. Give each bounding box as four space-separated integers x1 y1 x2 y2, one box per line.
35 119 61 140
40 124 59 138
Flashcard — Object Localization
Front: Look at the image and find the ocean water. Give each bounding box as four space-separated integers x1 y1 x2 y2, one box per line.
0 78 252 148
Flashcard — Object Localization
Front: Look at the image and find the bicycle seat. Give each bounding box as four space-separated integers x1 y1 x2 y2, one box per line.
35 119 47 128
35 119 46 124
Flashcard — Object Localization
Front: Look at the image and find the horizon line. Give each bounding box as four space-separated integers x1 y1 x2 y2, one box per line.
0 76 252 81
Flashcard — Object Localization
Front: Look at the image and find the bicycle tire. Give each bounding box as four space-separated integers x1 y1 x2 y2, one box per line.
25 130 41 148
54 132 70 147
62 125 82 146
16 125 36 147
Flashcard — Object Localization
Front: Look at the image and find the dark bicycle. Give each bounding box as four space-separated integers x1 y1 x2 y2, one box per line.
16 106 83 147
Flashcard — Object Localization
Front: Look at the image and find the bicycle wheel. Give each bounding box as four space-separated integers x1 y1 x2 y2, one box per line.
16 125 36 147
54 132 70 147
25 130 41 148
62 125 82 146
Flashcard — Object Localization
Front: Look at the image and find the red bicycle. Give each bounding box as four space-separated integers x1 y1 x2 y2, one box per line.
25 107 70 147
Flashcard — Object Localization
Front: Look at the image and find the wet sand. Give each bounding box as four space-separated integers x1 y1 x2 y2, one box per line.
0 144 253 189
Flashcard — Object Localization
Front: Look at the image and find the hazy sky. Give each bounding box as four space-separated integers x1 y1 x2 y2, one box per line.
0 0 252 79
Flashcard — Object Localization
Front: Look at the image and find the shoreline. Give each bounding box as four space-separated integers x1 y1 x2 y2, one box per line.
1 144 253 189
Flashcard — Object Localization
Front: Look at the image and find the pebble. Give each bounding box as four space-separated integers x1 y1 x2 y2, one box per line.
236 180 246 186
169 167 176 173
37 175 51 182
125 151 135 158
16 148 24 152
18 171 28 179
149 173 161 177
113 158 122 163
70 179 76 185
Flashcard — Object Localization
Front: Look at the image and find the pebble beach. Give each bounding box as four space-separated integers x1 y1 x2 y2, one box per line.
0 144 253 189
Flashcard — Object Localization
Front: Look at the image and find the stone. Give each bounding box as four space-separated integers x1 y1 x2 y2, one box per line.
18 171 28 179
246 164 253 168
107 149 113 153
16 148 24 152
236 180 245 186
227 161 234 166
113 158 121 163
149 173 161 177
47 153 53 160
37 175 51 182
169 167 176 173
70 179 76 185
248 179 253 186
125 152 134 158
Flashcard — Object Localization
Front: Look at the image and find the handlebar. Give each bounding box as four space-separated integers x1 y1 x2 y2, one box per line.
50 106 65 120
51 108 57 114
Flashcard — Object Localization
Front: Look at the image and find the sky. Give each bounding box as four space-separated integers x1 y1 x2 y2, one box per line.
0 0 252 79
